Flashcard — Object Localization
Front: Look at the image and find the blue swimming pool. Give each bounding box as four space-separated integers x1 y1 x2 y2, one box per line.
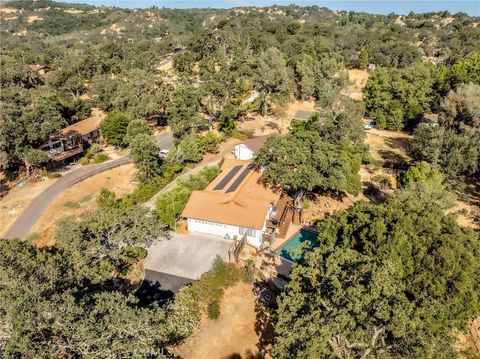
275 229 319 261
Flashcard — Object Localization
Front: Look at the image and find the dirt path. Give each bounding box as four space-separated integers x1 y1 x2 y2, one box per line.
173 283 271 359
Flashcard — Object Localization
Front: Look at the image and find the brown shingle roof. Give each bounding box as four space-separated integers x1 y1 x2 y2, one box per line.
294 110 313 120
242 135 269 152
61 114 102 138
181 159 280 229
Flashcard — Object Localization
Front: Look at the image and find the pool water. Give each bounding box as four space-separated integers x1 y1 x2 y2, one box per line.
275 229 319 261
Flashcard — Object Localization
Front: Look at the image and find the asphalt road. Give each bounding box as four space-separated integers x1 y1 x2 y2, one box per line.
3 132 174 240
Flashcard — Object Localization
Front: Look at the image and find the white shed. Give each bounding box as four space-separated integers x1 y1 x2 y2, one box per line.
233 136 269 161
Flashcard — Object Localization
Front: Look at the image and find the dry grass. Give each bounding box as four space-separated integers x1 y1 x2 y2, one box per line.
27 15 43 23
172 283 271 359
0 178 55 238
31 164 137 247
342 69 369 101
364 128 412 164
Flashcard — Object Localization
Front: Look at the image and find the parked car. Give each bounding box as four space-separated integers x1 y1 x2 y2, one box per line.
364 124 372 130
158 149 169 158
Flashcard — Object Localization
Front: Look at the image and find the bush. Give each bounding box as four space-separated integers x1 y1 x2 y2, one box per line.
96 188 117 208
154 165 220 228
79 157 90 166
198 132 222 154
187 257 246 320
5 170 18 181
207 301 221 320
231 130 248 141
48 172 62 179
92 153 110 164
371 174 393 189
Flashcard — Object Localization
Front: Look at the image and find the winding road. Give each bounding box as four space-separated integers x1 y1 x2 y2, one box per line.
4 132 173 240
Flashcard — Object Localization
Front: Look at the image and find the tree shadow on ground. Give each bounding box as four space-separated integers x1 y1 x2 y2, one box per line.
378 150 410 170
253 281 280 358
135 279 174 307
384 136 410 152
223 351 265 359
265 121 282 133
363 182 389 203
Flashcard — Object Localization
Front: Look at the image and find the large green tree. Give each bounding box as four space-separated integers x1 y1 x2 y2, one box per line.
129 134 162 182
99 111 130 146
274 198 480 359
255 130 362 197
0 236 197 358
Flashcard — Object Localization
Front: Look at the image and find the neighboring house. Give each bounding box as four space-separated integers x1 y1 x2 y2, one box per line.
40 115 102 163
28 64 51 76
293 110 314 121
181 159 281 248
233 135 269 160
421 113 439 127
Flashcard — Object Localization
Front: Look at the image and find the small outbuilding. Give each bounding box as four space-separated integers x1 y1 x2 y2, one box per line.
233 135 269 161
421 114 439 127
293 110 314 121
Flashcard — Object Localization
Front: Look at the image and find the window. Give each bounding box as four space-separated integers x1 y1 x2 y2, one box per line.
239 227 256 237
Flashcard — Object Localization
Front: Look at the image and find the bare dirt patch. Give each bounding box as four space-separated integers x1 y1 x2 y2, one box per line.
0 7 20 14
31 164 137 247
64 9 84 14
0 178 55 238
27 15 43 23
173 283 271 359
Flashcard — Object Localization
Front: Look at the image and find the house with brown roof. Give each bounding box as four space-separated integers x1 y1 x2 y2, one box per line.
40 114 103 163
181 159 281 248
233 135 269 160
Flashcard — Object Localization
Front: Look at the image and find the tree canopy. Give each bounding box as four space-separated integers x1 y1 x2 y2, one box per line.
274 197 480 359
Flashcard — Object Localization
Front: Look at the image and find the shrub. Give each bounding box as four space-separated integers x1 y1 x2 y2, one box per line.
198 132 222 154
79 157 90 166
5 170 18 181
231 130 248 141
187 257 245 320
92 153 110 164
154 166 220 228
96 188 117 208
207 301 221 320
48 172 62 179
371 174 393 189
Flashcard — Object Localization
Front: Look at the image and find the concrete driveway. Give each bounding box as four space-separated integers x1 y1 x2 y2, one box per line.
144 232 232 283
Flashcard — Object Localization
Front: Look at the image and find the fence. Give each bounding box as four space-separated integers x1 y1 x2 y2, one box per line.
68 157 131 188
